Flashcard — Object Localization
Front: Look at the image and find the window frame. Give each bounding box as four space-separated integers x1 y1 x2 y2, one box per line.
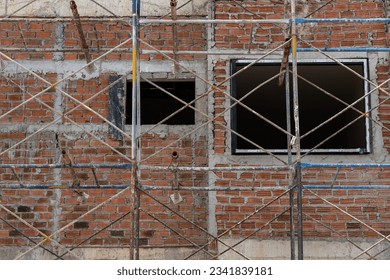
231 58 371 155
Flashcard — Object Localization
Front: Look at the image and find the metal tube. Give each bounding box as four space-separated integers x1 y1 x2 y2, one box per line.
296 163 303 260
0 17 132 22
297 47 390 52
285 58 295 260
171 0 179 73
0 47 131 52
139 185 290 191
2 16 389 24
140 165 291 171
134 187 140 260
6 47 390 55
302 163 390 168
0 185 128 189
8 47 390 54
139 19 290 24
0 163 131 169
135 0 141 260
296 17 390 24
131 14 138 161
305 185 390 189
70 0 94 72
130 0 137 262
130 0 141 261
290 0 304 260
1 184 389 190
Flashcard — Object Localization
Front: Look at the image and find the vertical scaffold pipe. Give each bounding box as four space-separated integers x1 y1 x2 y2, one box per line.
131 0 141 261
285 63 295 260
131 2 138 160
290 0 304 260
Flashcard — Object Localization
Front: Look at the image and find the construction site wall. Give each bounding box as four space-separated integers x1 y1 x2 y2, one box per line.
0 0 389 259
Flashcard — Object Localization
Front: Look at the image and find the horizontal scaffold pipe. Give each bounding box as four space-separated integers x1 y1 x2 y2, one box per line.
2 184 388 190
306 185 390 189
139 19 289 24
301 163 390 168
0 185 128 189
4 47 390 54
140 18 390 25
296 17 390 24
0 185 289 190
1 17 389 24
0 163 131 169
139 165 292 171
0 17 132 22
138 185 289 191
298 47 390 52
0 163 290 171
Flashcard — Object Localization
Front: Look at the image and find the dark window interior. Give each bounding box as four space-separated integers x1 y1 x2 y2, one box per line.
126 80 196 125
231 61 369 154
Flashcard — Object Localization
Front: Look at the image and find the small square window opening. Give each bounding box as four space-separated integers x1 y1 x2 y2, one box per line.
126 80 196 125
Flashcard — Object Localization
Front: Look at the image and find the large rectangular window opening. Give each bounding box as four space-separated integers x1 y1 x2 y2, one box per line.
126 80 196 125
231 59 370 154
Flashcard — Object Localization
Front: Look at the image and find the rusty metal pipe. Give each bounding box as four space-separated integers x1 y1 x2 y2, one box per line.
70 0 94 72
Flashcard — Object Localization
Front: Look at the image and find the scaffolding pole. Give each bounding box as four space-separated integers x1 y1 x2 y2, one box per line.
290 0 304 260
129 0 141 261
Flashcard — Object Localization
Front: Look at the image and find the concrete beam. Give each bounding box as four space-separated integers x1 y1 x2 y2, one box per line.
218 239 390 260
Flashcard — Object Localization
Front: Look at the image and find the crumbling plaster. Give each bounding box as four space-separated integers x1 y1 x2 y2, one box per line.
1 0 208 17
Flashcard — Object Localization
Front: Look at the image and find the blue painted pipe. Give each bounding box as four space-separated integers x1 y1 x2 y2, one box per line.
298 47 390 52
296 17 390 24
302 163 390 168
0 163 131 169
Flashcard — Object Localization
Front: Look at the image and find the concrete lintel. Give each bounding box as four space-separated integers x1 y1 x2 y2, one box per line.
0 60 207 80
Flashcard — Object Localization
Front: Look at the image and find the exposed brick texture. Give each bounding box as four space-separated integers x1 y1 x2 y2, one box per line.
0 1 390 259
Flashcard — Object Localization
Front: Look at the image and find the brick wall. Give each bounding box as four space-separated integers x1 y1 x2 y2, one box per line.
0 16 209 254
0 1 390 259
211 0 390 248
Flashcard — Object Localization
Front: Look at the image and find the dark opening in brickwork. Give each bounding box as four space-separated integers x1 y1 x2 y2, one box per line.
126 80 196 125
17 206 31 212
74 221 89 229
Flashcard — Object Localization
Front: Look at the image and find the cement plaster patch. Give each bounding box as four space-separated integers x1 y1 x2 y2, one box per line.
218 238 390 260
0 246 208 260
0 0 6 17
4 0 207 17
